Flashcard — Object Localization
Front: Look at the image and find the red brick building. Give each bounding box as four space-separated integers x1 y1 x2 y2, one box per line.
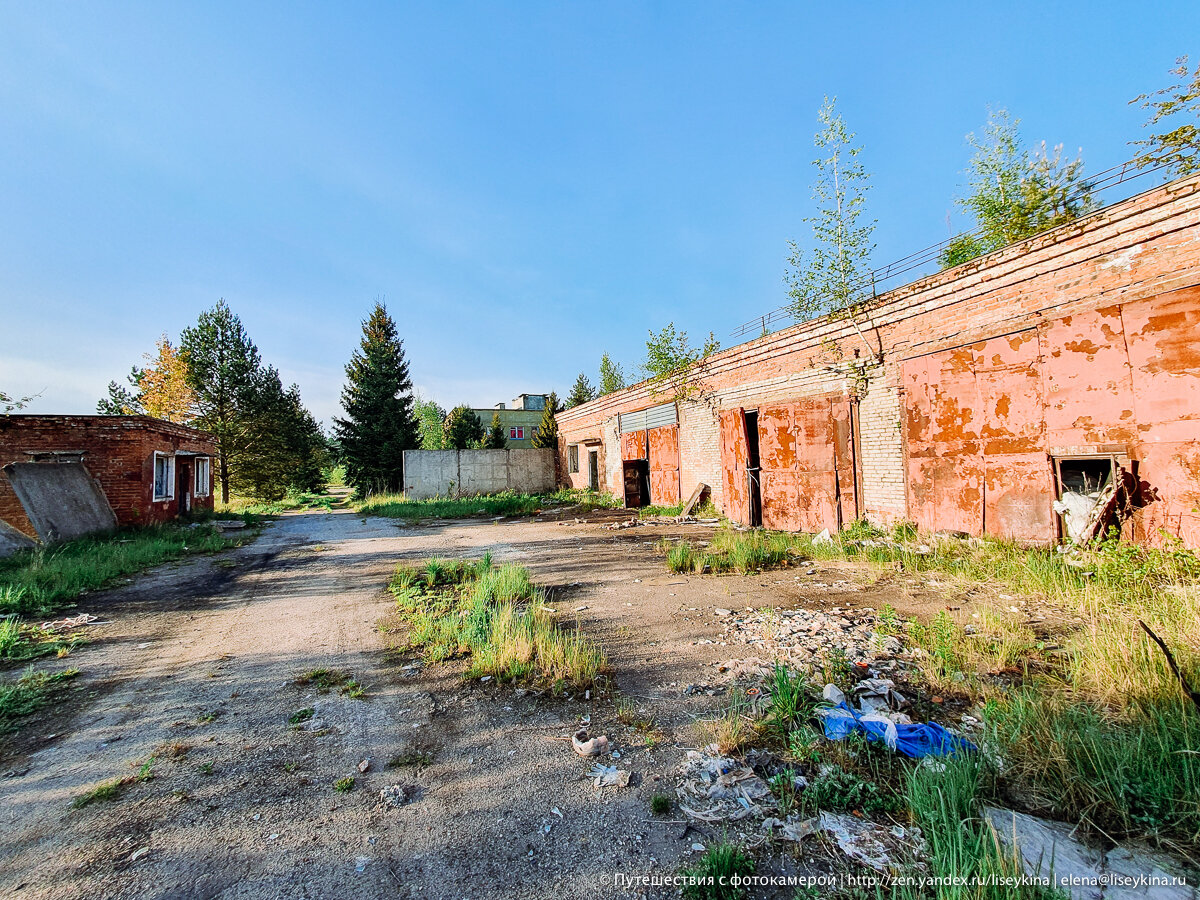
557 174 1200 548
0 415 217 543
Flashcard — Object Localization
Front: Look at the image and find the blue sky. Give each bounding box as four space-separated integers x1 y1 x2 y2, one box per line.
1 2 1195 424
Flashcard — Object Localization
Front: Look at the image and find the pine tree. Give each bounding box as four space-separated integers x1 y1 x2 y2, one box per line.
235 368 327 500
180 299 262 503
531 392 561 449
566 372 597 408
483 412 507 449
97 370 145 416
443 406 485 450
598 353 626 395
334 302 419 495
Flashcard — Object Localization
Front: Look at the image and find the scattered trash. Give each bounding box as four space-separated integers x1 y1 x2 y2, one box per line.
354 856 370 874
853 678 910 718
763 814 820 841
572 729 610 757
813 528 834 546
676 747 775 822
587 763 630 789
129 846 150 862
818 701 974 758
819 812 918 872
379 784 417 808
714 608 732 617
39 613 101 631
551 807 563 819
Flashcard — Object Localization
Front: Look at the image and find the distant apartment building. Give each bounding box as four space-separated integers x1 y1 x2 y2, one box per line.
470 394 550 449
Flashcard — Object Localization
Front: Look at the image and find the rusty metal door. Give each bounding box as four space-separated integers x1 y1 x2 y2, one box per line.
903 333 1053 542
647 425 680 507
757 396 853 533
718 408 751 525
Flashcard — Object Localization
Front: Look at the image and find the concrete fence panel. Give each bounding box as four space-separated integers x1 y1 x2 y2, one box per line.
403 449 555 500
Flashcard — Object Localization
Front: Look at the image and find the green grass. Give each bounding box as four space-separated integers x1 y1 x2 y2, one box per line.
294 668 366 698
680 839 756 900
0 666 79 732
0 618 79 665
659 528 799 575
333 776 355 792
0 523 247 618
388 556 607 690
71 778 128 809
287 707 315 726
650 793 672 815
358 488 620 520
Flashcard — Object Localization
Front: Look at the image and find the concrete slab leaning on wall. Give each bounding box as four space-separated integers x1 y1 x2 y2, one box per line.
403 449 556 500
3 462 118 543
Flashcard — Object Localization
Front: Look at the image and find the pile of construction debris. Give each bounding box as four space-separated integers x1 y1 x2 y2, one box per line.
715 605 907 674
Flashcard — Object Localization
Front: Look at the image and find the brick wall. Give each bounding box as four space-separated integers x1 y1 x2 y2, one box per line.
556 174 1200 543
0 416 217 537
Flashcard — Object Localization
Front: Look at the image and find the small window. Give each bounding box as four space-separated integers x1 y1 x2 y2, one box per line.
509 426 524 440
195 457 211 497
568 445 579 473
153 453 175 501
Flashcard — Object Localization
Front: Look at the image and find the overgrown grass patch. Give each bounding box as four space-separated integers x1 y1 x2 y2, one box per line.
658 529 799 575
388 555 607 690
0 618 80 665
0 524 246 618
680 839 755 900
0 666 79 731
294 668 365 698
359 488 620 520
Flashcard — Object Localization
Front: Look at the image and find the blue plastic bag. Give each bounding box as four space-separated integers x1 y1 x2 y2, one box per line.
817 701 975 758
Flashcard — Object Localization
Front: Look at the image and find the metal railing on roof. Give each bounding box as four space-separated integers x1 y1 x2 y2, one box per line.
730 155 1179 340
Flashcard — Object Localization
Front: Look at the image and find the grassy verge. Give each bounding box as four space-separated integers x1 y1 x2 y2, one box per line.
0 618 80 665
217 487 347 515
0 667 79 732
360 487 620 520
387 555 607 690
0 523 248 619
681 521 1200 856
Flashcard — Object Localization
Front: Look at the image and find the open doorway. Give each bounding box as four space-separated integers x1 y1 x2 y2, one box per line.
587 449 599 492
622 459 650 508
745 410 762 527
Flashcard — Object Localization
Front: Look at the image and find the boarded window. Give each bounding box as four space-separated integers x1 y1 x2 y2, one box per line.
568 445 579 473
153 453 175 501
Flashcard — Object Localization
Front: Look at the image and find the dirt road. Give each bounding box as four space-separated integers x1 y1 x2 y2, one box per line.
2 508 880 899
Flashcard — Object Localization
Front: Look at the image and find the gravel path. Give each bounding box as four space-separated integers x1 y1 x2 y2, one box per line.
3 507 881 899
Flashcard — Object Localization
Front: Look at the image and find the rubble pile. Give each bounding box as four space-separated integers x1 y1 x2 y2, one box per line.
716 605 908 674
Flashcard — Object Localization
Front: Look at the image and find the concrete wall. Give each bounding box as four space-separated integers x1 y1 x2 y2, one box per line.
556 174 1200 546
4 462 117 542
403 449 556 500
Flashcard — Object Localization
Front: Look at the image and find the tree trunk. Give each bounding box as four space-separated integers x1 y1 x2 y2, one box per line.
220 454 230 504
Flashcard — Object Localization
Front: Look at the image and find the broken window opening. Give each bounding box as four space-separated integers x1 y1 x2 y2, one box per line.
567 445 579 474
745 410 763 528
1052 454 1126 544
153 452 176 502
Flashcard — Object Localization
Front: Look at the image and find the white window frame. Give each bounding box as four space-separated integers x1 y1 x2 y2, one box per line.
153 452 176 502
194 457 211 497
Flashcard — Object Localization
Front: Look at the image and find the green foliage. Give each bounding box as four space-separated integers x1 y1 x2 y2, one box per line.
566 372 597 408
642 323 719 403
530 392 561 449
598 352 626 395
442 405 485 450
799 764 902 816
96 370 145 416
72 777 128 809
233 366 328 500
659 529 796 575
388 557 606 689
650 793 672 815
0 618 78 664
413 398 447 450
1 389 38 414
766 663 816 738
482 412 507 449
785 96 876 320
334 302 420 495
680 840 755 900
941 108 1097 267
0 666 79 732
988 691 1200 846
0 524 243 618
1131 55 1200 177
333 776 356 792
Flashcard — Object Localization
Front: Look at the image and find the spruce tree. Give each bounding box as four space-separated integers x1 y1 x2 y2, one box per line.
566 372 597 408
443 405 485 449
334 302 419 495
483 412 507 449
180 299 262 503
531 392 561 449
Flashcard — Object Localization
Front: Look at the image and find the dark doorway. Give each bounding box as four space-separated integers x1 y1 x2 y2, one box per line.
745 410 763 527
176 459 192 515
622 459 650 508
587 450 600 492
